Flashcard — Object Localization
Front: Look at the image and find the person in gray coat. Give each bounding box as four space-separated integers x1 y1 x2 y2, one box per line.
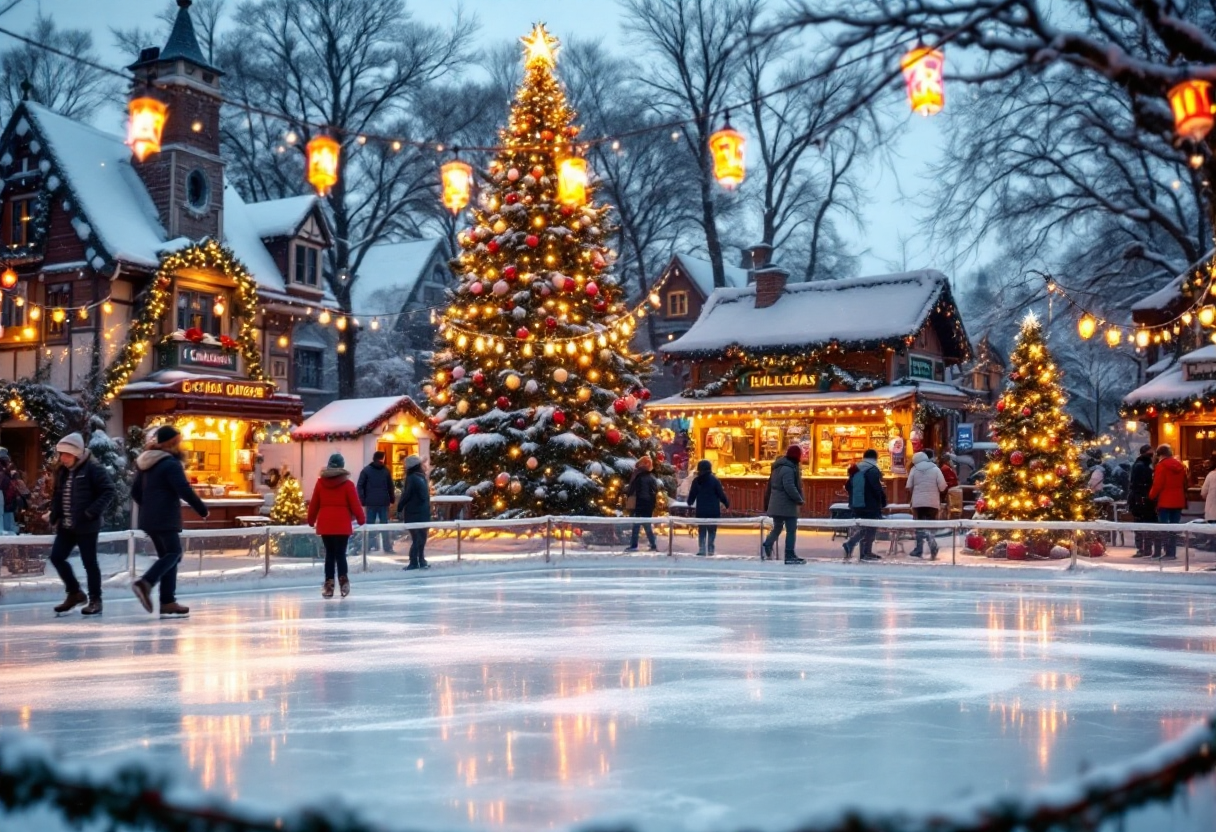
761 445 806 564
905 451 947 558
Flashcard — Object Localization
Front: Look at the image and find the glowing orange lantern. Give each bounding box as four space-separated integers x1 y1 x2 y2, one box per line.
901 46 945 116
1077 314 1096 340
709 117 745 189
1168 80 1214 142
306 135 341 196
0 268 16 290
440 159 473 214
557 157 589 206
127 97 167 162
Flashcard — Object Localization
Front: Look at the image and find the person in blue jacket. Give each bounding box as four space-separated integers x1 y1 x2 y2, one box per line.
687 459 729 556
131 425 209 617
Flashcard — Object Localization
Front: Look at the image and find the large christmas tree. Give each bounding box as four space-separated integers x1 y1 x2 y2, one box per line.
979 314 1095 542
429 24 668 518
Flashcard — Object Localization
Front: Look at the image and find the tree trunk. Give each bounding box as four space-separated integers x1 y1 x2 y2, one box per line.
700 168 725 287
338 324 357 398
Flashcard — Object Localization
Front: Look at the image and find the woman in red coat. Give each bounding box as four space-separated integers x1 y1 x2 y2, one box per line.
307 453 366 598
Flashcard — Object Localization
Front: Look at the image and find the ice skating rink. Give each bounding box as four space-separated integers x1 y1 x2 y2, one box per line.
2 566 1215 831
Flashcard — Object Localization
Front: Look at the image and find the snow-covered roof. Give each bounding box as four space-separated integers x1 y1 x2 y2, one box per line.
222 187 287 292
1122 366 1213 408
1180 345 1216 364
646 386 924 413
292 395 428 440
662 269 968 359
242 195 318 238
350 239 445 314
1130 249 1215 318
672 253 749 296
24 102 166 268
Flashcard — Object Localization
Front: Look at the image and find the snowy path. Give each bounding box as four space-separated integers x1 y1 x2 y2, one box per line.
2 567 1215 831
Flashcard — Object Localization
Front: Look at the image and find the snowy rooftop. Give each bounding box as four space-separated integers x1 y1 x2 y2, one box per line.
1123 366 1214 407
1130 248 1215 316
350 238 445 314
242 195 318 238
646 385 927 413
292 395 427 440
662 269 965 358
672 253 749 296
222 187 287 292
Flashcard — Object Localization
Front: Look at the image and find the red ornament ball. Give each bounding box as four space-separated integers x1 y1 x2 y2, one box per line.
613 398 628 414
516 326 530 340
531 164 545 178
656 451 665 462
1029 458 1044 471
469 281 484 295
545 316 557 329
974 498 987 513
1055 464 1069 478
496 396 510 409
553 410 566 425
1039 495 1053 508
639 388 651 401
505 193 519 205
560 204 574 216
447 438 459 452
1007 541 1028 561
1021 406 1031 417
585 281 599 296
1010 451 1025 466
515 418 526 429
605 428 622 444
487 240 499 254
1088 541 1106 558
472 370 485 385
525 234 540 248
995 400 1006 412
965 532 987 552
593 300 607 313
540 129 554 141
467 425 479 434
504 265 518 280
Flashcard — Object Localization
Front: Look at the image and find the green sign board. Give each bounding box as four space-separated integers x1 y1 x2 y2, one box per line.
157 341 238 373
909 356 935 380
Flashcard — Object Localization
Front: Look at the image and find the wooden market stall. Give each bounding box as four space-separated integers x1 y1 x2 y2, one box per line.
648 267 977 517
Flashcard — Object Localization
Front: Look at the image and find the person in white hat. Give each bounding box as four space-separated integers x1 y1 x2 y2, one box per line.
49 432 116 616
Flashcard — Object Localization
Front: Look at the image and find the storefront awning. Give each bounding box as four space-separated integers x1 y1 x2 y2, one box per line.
646 384 968 416
120 371 303 423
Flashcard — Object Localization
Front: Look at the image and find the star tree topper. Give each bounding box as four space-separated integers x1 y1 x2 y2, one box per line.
521 23 560 68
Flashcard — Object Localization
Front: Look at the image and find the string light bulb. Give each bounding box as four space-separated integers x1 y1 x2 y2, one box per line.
318 310 332 325
1077 314 1096 340
0 268 16 289
102 299 112 315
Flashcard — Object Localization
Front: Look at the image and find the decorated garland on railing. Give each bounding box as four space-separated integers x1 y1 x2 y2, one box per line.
2 714 1213 832
100 239 269 404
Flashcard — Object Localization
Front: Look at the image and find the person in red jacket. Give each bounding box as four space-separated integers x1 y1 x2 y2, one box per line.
307 453 366 598
1148 443 1188 560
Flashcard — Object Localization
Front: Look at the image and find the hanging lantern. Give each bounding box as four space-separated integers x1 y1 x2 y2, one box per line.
900 46 945 116
709 114 745 189
557 157 589 206
0 268 16 290
441 159 474 214
1077 314 1096 340
306 135 341 196
1168 80 1214 142
126 97 167 162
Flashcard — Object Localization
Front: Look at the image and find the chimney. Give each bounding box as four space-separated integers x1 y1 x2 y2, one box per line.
753 264 789 309
740 243 773 274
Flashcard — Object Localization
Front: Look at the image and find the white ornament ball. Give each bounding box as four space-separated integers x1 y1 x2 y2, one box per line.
509 480 522 494
534 487 547 499
525 379 539 394
526 456 539 470
451 366 466 380
523 174 536 186
507 167 521 181
588 462 603 476
1050 545 1070 559
512 306 527 319
551 275 566 291
505 373 521 390
553 368 569 383
470 281 484 295
495 472 510 488
493 280 510 296
558 490 569 501
456 400 469 415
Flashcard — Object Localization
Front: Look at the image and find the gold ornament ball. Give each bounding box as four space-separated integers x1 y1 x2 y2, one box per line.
577 386 592 402
586 411 602 428
505 373 522 390
493 219 508 234
456 399 470 415
553 368 569 383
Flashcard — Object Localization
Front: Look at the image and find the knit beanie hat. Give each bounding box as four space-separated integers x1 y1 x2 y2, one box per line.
155 425 180 445
327 453 346 469
405 454 421 470
56 432 86 457
785 445 802 462
696 459 712 474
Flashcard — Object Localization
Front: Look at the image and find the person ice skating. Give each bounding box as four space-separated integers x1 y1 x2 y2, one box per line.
905 451 946 559
1149 444 1186 561
0 449 15 533
1128 444 1161 558
308 453 366 598
396 455 431 570
357 451 395 553
1087 452 1106 493
687 459 729 556
49 433 116 616
843 449 886 561
131 426 209 618
625 456 660 551
761 445 805 564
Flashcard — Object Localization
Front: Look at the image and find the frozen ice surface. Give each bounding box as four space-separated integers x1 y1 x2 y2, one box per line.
2 566 1215 831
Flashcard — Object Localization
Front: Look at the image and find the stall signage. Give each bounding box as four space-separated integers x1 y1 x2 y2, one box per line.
737 370 818 393
909 356 936 380
180 379 273 399
956 423 974 452
1185 361 1216 382
158 341 238 373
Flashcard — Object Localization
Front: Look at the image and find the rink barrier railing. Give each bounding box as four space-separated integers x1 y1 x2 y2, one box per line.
1 715 1213 832
3 514 1216 583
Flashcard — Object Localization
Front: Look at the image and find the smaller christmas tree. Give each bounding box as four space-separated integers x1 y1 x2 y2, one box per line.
17 465 53 535
979 314 1096 550
270 475 306 525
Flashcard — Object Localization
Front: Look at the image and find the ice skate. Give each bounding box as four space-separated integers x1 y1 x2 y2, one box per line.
159 602 189 618
54 590 87 616
761 542 773 560
322 579 335 598
131 579 153 613
784 555 806 565
81 596 103 616
339 576 350 598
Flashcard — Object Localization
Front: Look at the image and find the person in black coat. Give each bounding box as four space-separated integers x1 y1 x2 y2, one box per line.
687 459 729 556
843 449 887 561
49 432 116 616
357 451 396 552
1127 444 1160 558
396 455 431 570
130 425 209 618
625 456 660 551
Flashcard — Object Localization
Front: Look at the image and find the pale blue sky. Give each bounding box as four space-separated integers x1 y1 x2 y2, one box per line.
0 0 948 278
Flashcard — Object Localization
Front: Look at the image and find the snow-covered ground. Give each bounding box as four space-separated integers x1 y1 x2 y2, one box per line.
2 565 1215 831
